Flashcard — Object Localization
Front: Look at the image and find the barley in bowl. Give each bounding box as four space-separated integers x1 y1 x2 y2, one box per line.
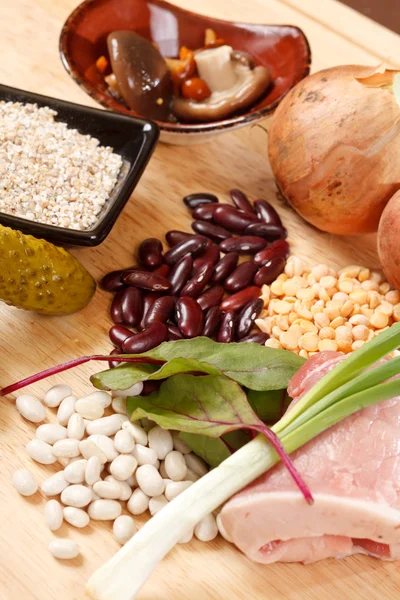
257 256 400 358
0 101 122 230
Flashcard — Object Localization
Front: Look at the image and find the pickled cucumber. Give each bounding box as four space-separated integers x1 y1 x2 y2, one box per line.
0 225 96 315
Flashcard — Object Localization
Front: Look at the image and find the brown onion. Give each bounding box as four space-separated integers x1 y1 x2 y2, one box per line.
268 65 400 235
377 190 400 288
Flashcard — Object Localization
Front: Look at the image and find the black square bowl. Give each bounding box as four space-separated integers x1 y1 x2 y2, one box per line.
0 84 159 246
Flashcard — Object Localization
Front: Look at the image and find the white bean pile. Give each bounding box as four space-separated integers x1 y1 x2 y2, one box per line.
12 382 220 560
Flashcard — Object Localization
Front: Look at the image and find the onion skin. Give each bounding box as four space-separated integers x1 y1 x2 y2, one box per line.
378 190 400 288
268 65 400 235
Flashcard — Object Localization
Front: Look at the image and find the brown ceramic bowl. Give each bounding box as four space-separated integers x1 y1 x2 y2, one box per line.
60 0 311 144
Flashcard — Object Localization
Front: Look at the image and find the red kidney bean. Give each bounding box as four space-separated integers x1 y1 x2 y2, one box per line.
101 270 126 292
122 322 168 353
120 286 143 326
109 325 132 348
168 255 193 295
213 205 257 234
152 264 170 277
217 310 236 343
141 381 161 396
202 306 222 338
164 236 207 265
183 193 219 209
254 256 286 286
139 293 162 330
239 332 270 344
110 289 125 324
219 236 267 255
175 297 204 338
197 285 224 312
165 230 193 246
193 239 220 270
236 298 264 339
244 222 288 241
224 261 258 293
254 240 290 266
108 348 122 369
254 199 283 227
230 189 254 214
167 323 184 340
180 261 214 298
211 252 239 284
123 270 171 292
220 286 261 312
138 238 163 268
191 220 231 241
192 204 219 221
144 296 175 326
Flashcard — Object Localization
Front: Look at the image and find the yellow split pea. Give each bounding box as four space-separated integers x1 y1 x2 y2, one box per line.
257 257 399 358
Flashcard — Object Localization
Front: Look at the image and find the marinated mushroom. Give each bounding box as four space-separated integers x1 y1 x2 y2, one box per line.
172 45 271 122
107 31 173 120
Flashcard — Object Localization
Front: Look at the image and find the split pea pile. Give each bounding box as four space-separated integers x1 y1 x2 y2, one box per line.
12 383 219 561
256 256 400 358
0 101 122 230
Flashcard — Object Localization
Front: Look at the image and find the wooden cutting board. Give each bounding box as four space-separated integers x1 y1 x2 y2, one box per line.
1 0 399 598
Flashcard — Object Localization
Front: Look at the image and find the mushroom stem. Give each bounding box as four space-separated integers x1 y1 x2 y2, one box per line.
195 45 237 92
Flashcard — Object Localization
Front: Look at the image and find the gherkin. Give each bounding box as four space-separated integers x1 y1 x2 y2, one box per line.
0 225 96 315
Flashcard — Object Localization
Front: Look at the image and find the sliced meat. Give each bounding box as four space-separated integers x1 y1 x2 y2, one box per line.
220 351 400 563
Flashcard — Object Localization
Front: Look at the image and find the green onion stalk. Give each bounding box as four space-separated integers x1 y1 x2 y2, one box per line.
86 323 400 600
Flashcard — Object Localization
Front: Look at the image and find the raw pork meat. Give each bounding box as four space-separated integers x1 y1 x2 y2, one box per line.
219 351 400 563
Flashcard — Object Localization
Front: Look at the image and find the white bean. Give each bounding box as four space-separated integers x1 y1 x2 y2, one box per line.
49 539 79 560
149 494 168 516
79 439 107 464
111 397 127 415
93 480 122 500
45 500 63 531
148 427 173 460
52 438 81 458
16 395 46 423
87 434 118 462
63 507 90 528
132 444 158 466
85 455 102 486
57 457 70 468
114 430 135 454
165 481 193 502
126 473 137 488
184 453 208 477
159 461 168 478
118 415 130 425
194 514 218 542
122 421 148 446
41 471 69 496
110 455 137 481
64 459 87 484
113 382 143 398
57 396 77 426
61 484 92 508
105 476 132 501
75 396 104 420
88 499 122 520
164 451 187 482
44 384 72 408
86 415 122 436
185 468 200 483
67 413 85 440
113 515 137 545
136 464 165 497
26 439 57 465
216 513 232 542
172 432 192 454
12 469 38 496
127 488 149 515
36 423 68 445
178 528 193 544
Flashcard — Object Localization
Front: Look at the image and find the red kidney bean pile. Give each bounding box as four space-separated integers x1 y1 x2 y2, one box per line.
101 190 290 365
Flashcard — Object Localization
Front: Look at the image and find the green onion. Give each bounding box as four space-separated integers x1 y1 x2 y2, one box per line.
86 323 400 600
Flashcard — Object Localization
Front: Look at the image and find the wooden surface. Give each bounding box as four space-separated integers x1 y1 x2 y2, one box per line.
0 1 399 599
